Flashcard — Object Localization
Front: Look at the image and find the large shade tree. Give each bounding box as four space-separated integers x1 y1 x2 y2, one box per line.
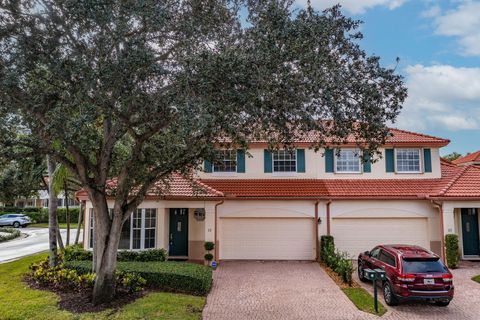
0 0 407 303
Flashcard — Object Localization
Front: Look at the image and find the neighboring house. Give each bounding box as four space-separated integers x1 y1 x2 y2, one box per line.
77 128 480 262
14 190 79 209
453 151 480 166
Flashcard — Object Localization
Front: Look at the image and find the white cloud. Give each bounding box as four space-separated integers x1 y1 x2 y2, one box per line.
296 0 408 14
431 1 480 56
396 64 480 132
421 5 441 18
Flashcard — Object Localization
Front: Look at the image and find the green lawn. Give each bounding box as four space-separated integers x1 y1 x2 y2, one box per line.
342 288 387 316
0 253 206 320
472 275 480 283
29 223 80 229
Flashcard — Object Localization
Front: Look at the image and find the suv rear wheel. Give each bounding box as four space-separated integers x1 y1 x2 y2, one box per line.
383 282 398 306
12 221 20 228
357 263 367 282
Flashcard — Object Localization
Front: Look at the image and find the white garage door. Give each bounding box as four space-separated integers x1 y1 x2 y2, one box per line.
332 218 429 258
220 218 315 260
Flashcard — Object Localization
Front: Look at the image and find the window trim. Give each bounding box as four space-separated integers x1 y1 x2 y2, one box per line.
334 148 362 174
212 149 237 174
272 149 298 173
395 148 423 174
89 208 157 251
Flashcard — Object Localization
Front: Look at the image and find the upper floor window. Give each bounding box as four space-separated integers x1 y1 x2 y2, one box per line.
213 150 236 172
396 148 421 173
273 150 296 172
335 149 361 173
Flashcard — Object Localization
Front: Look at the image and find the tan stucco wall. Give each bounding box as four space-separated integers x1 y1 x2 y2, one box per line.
196 147 442 180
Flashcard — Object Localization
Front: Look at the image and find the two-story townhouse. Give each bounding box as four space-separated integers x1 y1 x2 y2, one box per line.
77 128 480 263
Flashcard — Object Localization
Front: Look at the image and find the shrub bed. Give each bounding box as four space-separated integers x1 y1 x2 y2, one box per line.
28 258 145 293
65 260 212 295
0 227 21 242
64 244 168 262
320 235 353 286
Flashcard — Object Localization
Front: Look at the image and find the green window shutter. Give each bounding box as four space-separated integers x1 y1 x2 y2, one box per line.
297 149 305 173
363 153 371 173
204 160 213 173
325 148 334 173
424 148 432 173
385 149 395 172
236 150 246 173
264 149 272 173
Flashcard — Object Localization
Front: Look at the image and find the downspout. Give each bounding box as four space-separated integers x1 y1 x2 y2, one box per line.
326 200 332 236
314 200 319 261
214 200 224 263
431 200 446 262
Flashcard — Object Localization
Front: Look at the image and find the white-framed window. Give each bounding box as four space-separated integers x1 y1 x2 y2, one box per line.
335 149 361 173
396 148 421 173
213 149 237 172
273 150 297 172
89 208 157 250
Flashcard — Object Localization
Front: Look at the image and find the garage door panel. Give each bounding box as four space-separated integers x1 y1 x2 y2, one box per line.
332 218 429 258
220 218 314 260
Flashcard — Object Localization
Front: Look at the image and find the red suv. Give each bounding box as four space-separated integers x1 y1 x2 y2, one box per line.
358 245 454 306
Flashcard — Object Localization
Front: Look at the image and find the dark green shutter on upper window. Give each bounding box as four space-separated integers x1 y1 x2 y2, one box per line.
423 148 432 173
385 149 395 172
236 150 246 173
297 149 305 173
264 150 272 173
204 160 213 173
325 149 334 173
363 153 371 173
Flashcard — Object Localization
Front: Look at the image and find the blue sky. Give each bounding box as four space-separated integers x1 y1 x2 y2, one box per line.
293 0 480 155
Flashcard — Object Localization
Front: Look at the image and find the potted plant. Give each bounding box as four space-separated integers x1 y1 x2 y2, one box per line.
204 241 215 266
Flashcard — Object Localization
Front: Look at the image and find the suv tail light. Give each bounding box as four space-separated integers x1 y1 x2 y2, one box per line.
442 274 453 283
397 274 416 282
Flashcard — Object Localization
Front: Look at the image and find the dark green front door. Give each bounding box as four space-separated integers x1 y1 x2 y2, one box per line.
169 208 189 256
462 208 480 256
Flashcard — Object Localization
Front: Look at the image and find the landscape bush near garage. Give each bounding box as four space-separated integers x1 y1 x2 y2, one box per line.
320 235 353 285
0 227 21 242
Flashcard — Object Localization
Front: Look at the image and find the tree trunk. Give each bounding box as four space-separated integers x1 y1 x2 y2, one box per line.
47 156 58 268
64 181 70 246
56 221 65 251
90 193 124 305
74 201 84 245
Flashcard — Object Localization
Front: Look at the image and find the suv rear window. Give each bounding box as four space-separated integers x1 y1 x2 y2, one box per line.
402 258 448 273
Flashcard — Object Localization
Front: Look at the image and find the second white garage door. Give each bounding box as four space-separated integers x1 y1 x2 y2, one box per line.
332 218 429 258
220 218 315 260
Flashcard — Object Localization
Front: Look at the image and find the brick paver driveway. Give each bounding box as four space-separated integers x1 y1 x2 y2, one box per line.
202 261 372 320
355 261 480 320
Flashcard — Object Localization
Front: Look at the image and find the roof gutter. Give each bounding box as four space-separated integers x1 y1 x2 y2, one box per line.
429 199 446 263
214 200 224 263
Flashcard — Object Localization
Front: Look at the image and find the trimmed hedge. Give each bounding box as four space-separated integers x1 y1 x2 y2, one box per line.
65 260 212 295
0 207 80 223
320 235 335 262
63 244 168 262
320 235 353 286
445 234 459 269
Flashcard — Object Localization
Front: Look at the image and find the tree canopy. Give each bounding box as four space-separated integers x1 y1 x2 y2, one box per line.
0 0 407 303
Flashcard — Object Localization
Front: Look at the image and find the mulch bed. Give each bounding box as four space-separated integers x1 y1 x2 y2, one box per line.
319 262 360 289
24 276 145 313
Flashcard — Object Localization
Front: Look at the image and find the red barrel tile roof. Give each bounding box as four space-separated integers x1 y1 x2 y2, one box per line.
452 151 480 165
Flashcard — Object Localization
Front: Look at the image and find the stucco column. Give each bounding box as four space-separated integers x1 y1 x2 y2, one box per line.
443 205 456 235
204 205 215 243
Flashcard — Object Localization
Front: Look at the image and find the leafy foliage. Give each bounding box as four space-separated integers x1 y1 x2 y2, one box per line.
66 260 212 295
321 235 353 285
0 227 21 242
445 234 459 269
204 242 215 251
64 244 168 263
0 207 80 223
443 152 463 162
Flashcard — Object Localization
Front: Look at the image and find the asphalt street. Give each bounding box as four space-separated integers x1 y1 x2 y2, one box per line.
0 227 82 263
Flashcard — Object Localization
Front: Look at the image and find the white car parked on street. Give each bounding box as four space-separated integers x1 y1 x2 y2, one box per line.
0 214 31 228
